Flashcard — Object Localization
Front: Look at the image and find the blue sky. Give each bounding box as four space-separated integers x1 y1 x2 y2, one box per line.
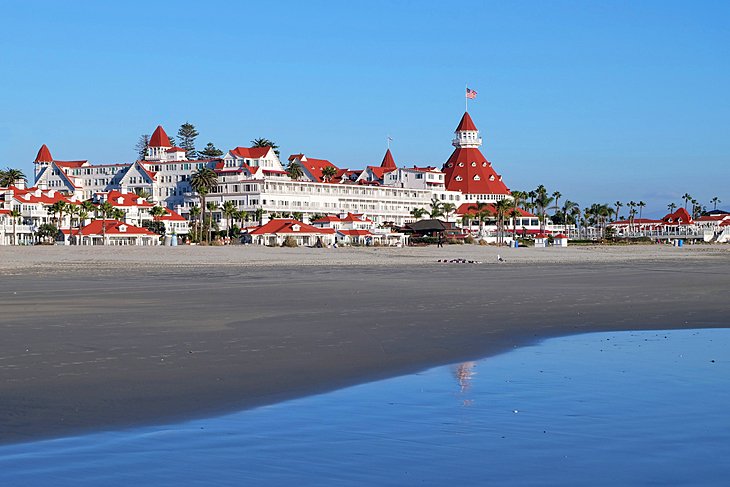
1 0 727 216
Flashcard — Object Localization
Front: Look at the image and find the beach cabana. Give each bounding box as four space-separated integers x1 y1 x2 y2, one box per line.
553 234 568 247
534 233 549 248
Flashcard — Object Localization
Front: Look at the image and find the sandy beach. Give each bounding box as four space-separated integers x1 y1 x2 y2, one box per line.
1 244 728 444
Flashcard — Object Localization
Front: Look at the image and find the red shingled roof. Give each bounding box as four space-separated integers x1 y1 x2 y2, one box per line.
380 149 396 169
9 186 76 205
455 112 478 132
75 219 157 236
231 147 270 159
166 147 186 153
54 160 88 168
34 144 53 163
337 229 373 236
104 190 153 208
158 208 186 221
443 148 509 195
662 208 693 225
150 126 172 147
249 218 328 235
302 157 339 182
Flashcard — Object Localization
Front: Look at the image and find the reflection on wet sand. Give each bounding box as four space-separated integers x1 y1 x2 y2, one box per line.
453 361 477 406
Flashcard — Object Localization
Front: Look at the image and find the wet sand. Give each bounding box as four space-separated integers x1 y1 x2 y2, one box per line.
1 245 728 444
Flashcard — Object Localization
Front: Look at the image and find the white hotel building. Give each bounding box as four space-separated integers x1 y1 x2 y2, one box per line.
5 112 514 239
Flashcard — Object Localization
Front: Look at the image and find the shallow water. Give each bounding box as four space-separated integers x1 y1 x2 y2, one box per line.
1 329 728 486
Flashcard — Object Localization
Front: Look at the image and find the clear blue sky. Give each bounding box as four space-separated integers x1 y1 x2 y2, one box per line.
1 0 727 216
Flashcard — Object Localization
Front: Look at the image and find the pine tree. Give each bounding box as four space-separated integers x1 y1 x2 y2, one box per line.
135 134 150 160
199 142 224 159
178 122 199 159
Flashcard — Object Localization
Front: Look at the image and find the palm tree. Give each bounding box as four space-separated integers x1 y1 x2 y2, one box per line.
614 201 623 222
237 210 248 230
206 201 219 242
222 200 238 237
134 188 153 202
410 207 426 220
626 201 637 231
441 203 456 222
250 138 280 157
189 205 201 241
286 162 304 181
113 208 126 222
637 201 646 228
562 201 579 233
150 205 167 221
321 165 338 183
46 201 69 230
10 209 21 245
66 205 80 242
667 202 677 213
682 193 692 210
76 209 89 243
469 201 493 235
428 196 444 218
0 168 26 187
494 199 512 246
710 197 721 210
98 201 115 244
551 191 562 216
510 191 526 237
254 207 265 225
190 167 218 243
534 192 554 233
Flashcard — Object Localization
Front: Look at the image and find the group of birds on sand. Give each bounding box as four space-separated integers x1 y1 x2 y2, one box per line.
436 255 506 264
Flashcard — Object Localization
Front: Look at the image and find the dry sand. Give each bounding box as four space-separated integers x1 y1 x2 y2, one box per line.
0 244 728 444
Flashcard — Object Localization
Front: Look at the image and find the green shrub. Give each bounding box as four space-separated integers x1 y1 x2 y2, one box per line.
282 236 298 247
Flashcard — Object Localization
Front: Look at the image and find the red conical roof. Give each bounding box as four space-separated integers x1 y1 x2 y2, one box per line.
34 144 53 163
380 148 396 169
455 112 478 132
442 148 509 195
149 125 171 147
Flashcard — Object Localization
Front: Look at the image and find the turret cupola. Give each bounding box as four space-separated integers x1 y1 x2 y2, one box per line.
34 144 54 179
452 112 482 149
146 125 172 161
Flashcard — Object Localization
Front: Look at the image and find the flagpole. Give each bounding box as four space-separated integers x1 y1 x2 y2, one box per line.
465 83 468 112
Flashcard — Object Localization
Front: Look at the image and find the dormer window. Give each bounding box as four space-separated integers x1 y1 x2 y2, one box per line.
455 176 463 181
489 175 495 181
482 162 487 167
447 163 453 168
458 162 464 167
473 175 481 181
471 162 477 167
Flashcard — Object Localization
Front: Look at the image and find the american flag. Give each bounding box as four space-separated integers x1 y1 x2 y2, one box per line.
466 88 477 99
